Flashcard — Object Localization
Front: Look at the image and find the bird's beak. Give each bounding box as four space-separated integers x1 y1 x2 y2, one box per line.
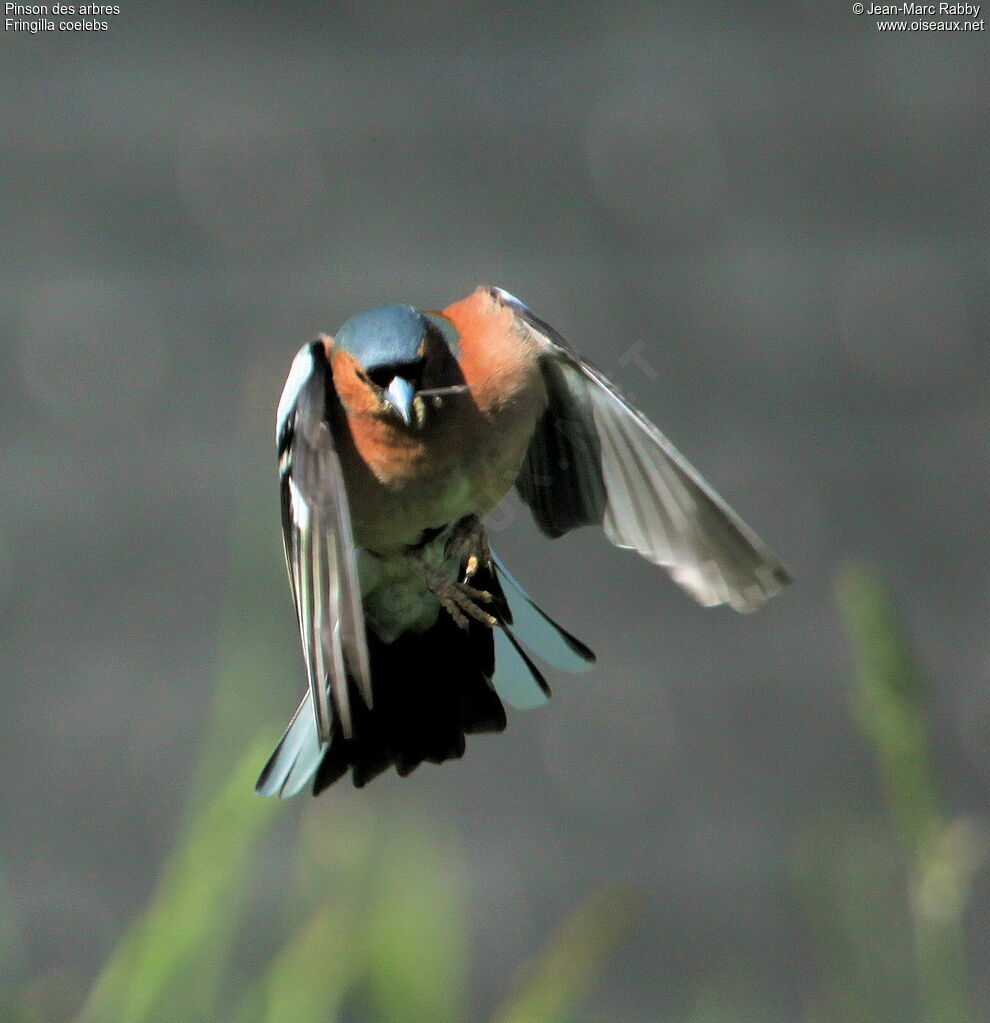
384 376 416 426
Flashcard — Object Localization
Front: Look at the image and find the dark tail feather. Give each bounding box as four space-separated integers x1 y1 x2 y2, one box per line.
312 559 507 794
259 554 593 797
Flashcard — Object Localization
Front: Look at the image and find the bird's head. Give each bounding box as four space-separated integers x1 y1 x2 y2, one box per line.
331 303 465 428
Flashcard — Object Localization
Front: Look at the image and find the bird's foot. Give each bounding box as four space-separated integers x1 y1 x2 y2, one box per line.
444 514 490 584
437 577 497 631
415 558 497 631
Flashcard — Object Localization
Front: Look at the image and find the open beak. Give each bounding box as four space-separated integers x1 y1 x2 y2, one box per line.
384 376 416 426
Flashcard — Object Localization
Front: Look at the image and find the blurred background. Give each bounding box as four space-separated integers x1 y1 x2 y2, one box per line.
1 2 988 1021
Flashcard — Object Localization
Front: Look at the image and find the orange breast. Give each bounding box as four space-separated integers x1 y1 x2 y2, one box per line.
330 345 429 487
325 292 546 552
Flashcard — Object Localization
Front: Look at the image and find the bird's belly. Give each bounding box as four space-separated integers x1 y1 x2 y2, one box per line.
356 530 457 643
350 461 506 552
342 399 541 554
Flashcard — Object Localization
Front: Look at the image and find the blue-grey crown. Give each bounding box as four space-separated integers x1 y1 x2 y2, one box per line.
334 304 426 370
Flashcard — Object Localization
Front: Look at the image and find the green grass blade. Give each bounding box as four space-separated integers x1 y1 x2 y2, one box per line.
254 903 360 1023
232 800 378 1023
490 885 639 1023
74 741 278 1023
836 565 939 850
361 817 468 1023
835 564 977 1023
73 371 302 1023
794 813 916 1023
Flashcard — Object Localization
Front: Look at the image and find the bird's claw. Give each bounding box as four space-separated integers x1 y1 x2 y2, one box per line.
418 563 496 630
444 515 489 584
438 580 497 630
412 556 493 630
413 516 496 630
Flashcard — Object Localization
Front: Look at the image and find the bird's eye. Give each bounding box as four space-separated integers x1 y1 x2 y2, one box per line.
366 367 394 389
365 361 423 390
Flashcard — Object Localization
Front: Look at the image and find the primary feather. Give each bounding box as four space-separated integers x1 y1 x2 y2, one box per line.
496 287 791 612
276 339 372 742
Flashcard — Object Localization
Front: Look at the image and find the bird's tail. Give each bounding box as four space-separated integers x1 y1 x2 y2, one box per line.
256 552 594 797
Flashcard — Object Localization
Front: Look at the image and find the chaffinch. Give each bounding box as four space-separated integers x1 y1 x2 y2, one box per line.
256 286 790 796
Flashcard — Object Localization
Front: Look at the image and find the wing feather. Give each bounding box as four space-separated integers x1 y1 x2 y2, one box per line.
493 287 791 612
278 341 372 742
255 690 324 798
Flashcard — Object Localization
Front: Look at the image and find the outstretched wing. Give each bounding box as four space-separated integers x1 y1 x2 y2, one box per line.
255 689 324 797
276 339 372 743
495 287 792 613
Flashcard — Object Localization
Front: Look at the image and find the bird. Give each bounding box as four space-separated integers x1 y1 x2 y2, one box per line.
256 286 790 797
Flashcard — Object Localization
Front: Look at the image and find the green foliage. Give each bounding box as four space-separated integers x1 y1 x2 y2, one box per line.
490 886 639 1023
362 822 468 1023
69 770 628 1023
800 563 982 1023
838 565 940 851
76 743 278 1023
795 814 917 1023
255 904 357 1023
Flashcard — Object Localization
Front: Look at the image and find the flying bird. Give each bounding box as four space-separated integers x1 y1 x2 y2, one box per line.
257 286 790 797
